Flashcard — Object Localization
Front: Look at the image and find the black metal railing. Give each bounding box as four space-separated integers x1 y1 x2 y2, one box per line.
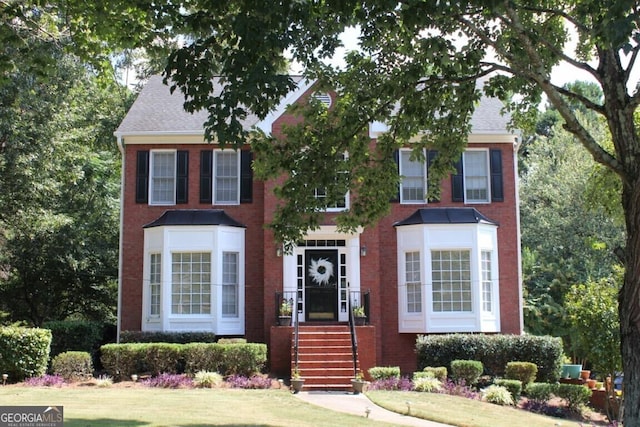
347 288 371 377
275 290 300 374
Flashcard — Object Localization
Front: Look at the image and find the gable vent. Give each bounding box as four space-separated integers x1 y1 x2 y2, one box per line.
312 92 332 108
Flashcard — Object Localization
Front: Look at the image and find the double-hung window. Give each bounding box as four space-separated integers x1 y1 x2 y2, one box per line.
405 251 422 313
463 150 489 203
222 252 239 317
313 153 348 211
214 150 239 204
150 151 176 205
481 250 493 312
400 149 427 203
149 253 161 317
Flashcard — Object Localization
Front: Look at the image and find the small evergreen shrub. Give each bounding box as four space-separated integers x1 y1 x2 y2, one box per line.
193 371 224 388
413 376 442 392
482 385 515 406
368 366 400 380
450 360 483 385
526 382 557 402
422 366 447 381
505 361 538 387
494 379 522 401
0 326 51 382
51 351 93 381
555 384 592 411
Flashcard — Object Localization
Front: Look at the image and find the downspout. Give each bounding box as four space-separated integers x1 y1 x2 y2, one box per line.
115 133 125 343
513 134 524 334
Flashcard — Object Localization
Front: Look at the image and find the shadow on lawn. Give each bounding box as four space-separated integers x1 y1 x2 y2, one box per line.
66 419 273 427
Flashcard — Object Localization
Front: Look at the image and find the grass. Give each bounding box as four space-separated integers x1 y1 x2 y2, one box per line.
0 384 596 427
0 385 394 426
366 390 585 427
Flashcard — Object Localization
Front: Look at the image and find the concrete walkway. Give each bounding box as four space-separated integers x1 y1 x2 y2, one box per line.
295 390 452 426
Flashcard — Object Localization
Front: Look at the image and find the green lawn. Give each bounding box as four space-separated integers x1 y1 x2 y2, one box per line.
0 385 595 427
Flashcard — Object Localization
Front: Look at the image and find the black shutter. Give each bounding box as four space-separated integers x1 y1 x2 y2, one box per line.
200 150 213 204
391 149 400 202
490 149 504 202
426 150 440 203
135 151 149 204
176 150 189 204
240 150 253 203
451 155 464 202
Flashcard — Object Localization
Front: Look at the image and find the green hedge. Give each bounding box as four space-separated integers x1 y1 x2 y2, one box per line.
368 366 400 380
119 331 216 344
43 320 108 358
101 342 267 380
450 360 483 385
0 326 51 382
51 351 93 381
416 334 563 382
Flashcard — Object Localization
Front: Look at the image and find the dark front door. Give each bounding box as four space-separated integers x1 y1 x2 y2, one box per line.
305 250 338 321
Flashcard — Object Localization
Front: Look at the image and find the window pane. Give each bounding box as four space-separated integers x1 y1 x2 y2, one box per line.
222 252 239 317
149 253 161 316
171 252 211 314
215 151 239 204
481 250 493 312
431 250 472 312
464 151 488 202
400 150 426 203
151 152 175 204
405 251 422 313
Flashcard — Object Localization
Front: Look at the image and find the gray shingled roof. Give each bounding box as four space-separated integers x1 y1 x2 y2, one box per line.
116 75 510 135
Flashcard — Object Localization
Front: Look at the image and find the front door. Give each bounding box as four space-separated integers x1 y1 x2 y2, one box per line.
305 249 338 321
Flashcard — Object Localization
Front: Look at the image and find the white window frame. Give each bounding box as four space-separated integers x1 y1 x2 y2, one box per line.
150 150 176 205
221 252 239 318
171 252 212 315
214 150 240 205
149 253 161 317
405 251 423 313
400 149 427 204
463 150 490 203
431 249 472 313
313 152 349 212
481 250 493 312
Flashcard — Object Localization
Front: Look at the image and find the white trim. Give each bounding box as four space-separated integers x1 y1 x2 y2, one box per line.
399 148 428 204
462 148 491 204
149 149 177 206
213 149 241 205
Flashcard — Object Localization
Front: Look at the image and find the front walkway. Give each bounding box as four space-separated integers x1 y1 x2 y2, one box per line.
295 390 452 426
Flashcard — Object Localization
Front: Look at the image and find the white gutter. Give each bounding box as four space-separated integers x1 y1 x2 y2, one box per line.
115 134 125 343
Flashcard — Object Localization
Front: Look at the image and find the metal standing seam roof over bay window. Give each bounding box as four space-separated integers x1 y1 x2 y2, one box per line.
393 207 499 227
143 209 246 228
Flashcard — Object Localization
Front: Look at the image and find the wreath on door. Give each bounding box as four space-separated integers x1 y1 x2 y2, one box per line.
308 257 334 286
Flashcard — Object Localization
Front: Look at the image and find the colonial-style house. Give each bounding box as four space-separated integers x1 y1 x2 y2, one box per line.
114 75 523 389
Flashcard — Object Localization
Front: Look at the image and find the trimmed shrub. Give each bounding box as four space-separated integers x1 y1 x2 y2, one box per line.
450 360 483 385
422 366 447 382
217 338 247 344
368 366 400 380
555 383 592 411
494 379 522 401
505 361 538 387
221 343 267 376
482 385 515 406
100 343 147 380
143 343 184 375
51 351 93 381
526 382 557 402
413 376 442 392
43 320 106 358
0 326 51 382
120 330 216 344
183 343 226 374
416 334 563 382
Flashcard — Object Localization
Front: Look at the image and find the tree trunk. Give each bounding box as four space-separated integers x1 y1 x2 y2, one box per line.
620 175 640 425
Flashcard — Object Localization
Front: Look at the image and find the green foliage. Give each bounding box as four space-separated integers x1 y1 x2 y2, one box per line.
368 366 400 380
413 376 442 393
101 342 267 380
51 351 93 381
422 366 448 382
525 382 557 402
43 320 108 359
565 271 622 377
493 379 522 401
0 326 51 381
504 362 538 387
119 331 217 344
481 385 514 406
450 360 483 386
555 384 592 411
416 334 563 382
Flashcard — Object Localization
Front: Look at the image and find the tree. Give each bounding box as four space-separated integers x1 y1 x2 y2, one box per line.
0 39 130 325
149 2 640 422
